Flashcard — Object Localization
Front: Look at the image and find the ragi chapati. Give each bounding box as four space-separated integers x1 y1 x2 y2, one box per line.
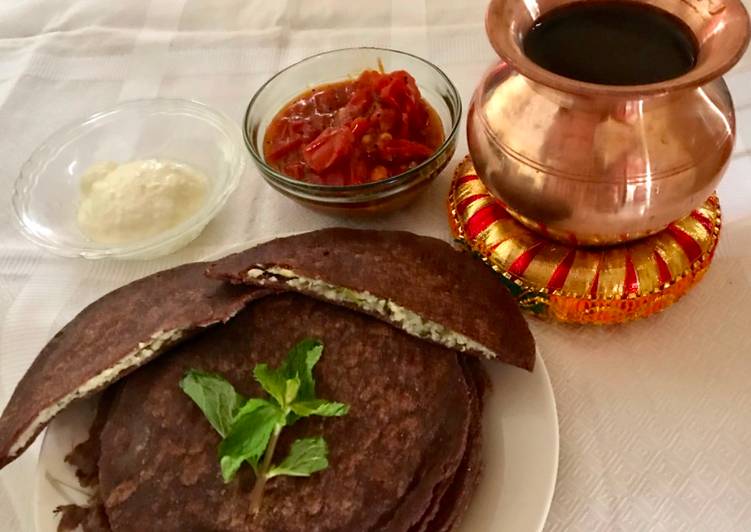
416 358 486 532
0 262 263 469
206 229 535 371
97 294 475 532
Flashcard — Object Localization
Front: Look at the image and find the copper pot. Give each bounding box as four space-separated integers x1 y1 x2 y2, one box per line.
468 0 750 245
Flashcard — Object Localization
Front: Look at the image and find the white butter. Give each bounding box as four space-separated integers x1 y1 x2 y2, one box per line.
250 267 497 359
77 159 209 244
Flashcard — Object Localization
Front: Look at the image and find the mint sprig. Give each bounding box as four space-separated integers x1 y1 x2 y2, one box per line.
179 370 247 438
179 339 349 514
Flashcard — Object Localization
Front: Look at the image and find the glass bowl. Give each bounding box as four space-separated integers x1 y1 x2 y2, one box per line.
243 47 461 214
12 99 245 259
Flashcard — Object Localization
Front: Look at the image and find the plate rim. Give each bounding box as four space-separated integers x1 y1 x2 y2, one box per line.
530 351 559 532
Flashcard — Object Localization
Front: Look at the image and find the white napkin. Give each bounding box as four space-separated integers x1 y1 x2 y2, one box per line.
1 1 750 531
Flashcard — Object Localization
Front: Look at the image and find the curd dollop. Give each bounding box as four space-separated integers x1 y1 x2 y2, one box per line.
77 159 209 244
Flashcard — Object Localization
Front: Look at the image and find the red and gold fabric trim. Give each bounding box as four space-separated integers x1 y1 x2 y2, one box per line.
448 157 721 324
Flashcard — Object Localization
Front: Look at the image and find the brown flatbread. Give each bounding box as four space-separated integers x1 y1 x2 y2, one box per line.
0 262 263 470
97 294 473 532
206 229 535 371
56 503 110 532
65 392 115 489
56 391 116 532
418 358 487 532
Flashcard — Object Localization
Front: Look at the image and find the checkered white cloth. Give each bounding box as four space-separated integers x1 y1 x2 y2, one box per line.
0 1 750 530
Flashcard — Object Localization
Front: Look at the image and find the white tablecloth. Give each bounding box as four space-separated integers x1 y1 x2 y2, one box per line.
1 1 750 530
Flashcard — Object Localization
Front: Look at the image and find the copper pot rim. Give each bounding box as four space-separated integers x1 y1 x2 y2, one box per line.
485 0 751 97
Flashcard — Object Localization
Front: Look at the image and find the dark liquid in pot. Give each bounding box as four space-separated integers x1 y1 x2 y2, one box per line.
523 2 697 85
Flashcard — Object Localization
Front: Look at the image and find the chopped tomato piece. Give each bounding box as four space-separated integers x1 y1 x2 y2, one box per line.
267 136 303 160
350 117 371 139
303 126 355 173
373 106 400 133
379 139 434 161
282 162 305 180
348 148 370 182
348 87 373 115
378 76 407 109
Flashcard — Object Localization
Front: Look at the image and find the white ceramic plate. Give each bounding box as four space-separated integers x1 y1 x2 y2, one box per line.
35 237 559 531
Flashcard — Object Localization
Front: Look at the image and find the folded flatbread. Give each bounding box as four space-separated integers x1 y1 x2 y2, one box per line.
0 262 262 469
207 228 535 371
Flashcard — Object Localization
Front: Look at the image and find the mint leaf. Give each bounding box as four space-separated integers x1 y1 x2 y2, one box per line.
218 399 282 482
254 363 303 412
179 370 246 437
290 399 349 418
253 364 288 406
284 376 301 406
219 454 246 482
267 437 328 479
281 339 323 400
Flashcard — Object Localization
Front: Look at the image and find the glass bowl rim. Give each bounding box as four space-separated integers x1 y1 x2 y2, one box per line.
242 46 462 193
11 97 246 259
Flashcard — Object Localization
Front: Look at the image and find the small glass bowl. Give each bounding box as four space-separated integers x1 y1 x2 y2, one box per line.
243 47 461 214
12 99 245 259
